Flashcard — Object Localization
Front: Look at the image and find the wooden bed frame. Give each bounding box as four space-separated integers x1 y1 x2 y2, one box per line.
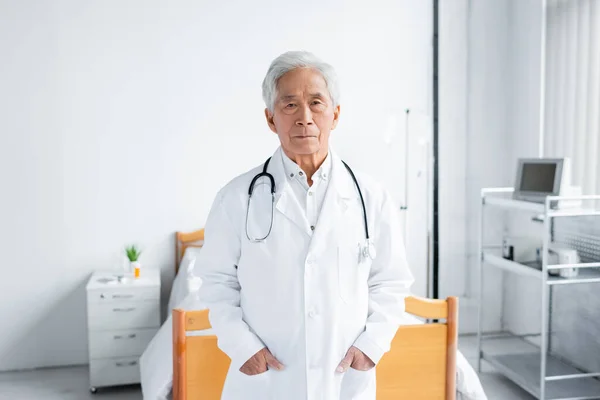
175 229 205 274
173 296 458 400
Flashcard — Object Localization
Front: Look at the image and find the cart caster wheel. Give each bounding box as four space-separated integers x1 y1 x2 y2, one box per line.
90 387 97 394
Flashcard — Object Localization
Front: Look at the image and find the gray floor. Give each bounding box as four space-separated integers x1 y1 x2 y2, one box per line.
0 335 534 400
459 335 535 400
0 365 142 400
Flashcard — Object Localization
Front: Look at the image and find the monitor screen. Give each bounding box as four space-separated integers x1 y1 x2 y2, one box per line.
519 163 556 193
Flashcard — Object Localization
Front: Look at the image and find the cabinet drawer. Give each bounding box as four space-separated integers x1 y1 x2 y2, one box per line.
87 287 159 304
89 328 157 359
90 356 140 387
88 302 160 331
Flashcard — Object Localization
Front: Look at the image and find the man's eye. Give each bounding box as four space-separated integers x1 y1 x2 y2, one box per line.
312 101 323 105
286 103 296 108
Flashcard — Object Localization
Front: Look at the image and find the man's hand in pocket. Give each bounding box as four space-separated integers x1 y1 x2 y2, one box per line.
239 348 285 376
336 346 375 372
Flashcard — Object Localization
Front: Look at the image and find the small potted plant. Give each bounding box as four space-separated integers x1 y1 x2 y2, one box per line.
125 245 142 278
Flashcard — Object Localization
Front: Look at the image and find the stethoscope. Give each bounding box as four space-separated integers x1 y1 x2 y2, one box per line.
245 157 377 261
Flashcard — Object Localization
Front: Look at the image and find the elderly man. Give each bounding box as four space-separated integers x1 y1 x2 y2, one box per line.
198 51 414 400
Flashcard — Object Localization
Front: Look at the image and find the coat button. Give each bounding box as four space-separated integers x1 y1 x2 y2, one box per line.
308 310 317 318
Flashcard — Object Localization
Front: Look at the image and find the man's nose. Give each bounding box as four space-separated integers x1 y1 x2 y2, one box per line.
295 105 314 126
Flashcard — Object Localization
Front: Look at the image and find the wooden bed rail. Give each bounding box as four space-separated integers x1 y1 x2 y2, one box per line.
173 296 458 400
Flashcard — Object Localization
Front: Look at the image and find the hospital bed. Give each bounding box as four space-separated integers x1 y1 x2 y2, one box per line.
173 296 458 400
139 229 487 400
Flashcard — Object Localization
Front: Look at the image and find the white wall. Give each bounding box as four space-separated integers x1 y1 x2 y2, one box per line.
439 0 470 330
440 0 541 333
440 0 514 333
466 0 517 334
507 0 543 164
0 1 432 371
503 0 544 336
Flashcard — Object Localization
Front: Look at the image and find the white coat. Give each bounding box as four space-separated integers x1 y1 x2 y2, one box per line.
197 147 414 400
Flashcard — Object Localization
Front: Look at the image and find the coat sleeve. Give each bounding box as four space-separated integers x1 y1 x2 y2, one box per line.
196 191 266 370
352 189 415 365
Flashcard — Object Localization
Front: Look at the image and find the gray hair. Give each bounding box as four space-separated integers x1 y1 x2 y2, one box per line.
261 51 340 112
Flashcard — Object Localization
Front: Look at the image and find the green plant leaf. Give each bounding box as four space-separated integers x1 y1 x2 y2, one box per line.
125 245 141 261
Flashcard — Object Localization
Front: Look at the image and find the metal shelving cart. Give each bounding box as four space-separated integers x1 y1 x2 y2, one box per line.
477 187 600 400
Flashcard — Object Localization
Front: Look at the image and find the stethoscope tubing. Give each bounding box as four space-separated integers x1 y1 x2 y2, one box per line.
246 157 369 245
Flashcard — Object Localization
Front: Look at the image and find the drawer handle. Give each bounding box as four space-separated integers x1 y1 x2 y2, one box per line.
113 333 137 340
112 308 136 312
112 294 134 299
115 361 138 367
113 334 137 340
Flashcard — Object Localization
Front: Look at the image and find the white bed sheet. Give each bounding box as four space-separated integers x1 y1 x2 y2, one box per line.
140 254 487 400
140 290 211 400
140 247 206 400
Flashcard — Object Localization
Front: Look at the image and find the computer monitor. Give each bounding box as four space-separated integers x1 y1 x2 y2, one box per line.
513 158 570 204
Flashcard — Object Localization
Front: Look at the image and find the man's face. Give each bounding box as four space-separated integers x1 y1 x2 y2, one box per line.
265 68 340 157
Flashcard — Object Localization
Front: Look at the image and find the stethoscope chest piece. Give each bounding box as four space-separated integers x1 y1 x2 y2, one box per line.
362 240 377 261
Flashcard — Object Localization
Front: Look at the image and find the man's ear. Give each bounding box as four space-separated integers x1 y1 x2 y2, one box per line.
265 108 277 134
331 105 341 130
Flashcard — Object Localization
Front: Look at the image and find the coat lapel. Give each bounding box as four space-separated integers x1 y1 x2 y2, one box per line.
307 151 357 257
270 148 313 237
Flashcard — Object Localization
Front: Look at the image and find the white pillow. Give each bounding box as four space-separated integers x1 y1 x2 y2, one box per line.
168 246 203 313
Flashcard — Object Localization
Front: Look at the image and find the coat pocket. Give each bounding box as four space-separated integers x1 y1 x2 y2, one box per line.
340 367 375 399
337 244 371 304
223 369 273 399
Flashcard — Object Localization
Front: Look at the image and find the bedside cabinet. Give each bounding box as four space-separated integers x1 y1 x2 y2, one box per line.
86 269 161 393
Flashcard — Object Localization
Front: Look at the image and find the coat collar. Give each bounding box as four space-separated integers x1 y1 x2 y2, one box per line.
280 148 333 187
268 146 358 240
269 147 356 198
